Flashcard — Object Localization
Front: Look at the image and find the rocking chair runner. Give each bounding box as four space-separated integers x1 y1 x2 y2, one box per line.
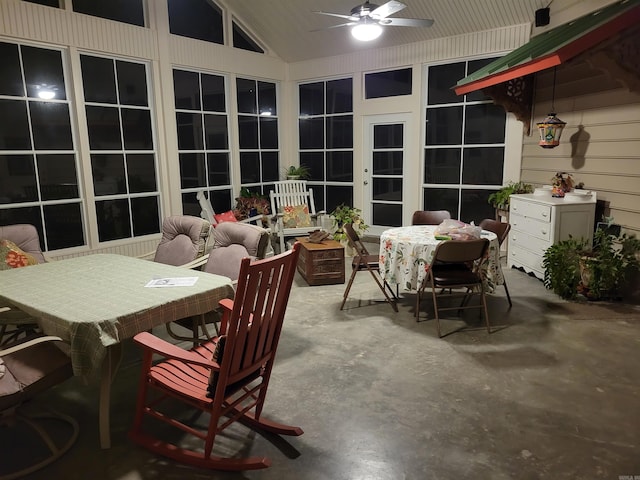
129 243 302 471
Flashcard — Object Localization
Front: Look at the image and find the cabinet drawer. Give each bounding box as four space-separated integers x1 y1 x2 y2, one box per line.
510 199 551 223
508 245 544 278
510 229 551 256
510 213 552 242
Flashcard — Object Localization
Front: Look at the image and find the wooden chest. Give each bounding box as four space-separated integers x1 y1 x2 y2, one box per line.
295 237 345 286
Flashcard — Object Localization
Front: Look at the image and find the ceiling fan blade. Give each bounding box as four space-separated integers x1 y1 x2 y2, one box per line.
313 11 354 20
371 1 406 19
383 17 434 27
310 22 357 32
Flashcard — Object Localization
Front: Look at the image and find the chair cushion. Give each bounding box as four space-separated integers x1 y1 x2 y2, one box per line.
0 239 39 270
213 210 238 225
0 224 46 264
205 245 254 281
282 204 312 228
154 216 210 266
213 222 268 258
0 341 72 410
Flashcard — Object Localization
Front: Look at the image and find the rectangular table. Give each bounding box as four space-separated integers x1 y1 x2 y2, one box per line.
0 253 235 448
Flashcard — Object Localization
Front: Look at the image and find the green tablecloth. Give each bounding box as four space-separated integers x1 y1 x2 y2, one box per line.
0 254 234 377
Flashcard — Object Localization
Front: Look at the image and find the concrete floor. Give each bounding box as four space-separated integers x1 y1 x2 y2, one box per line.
3 254 640 480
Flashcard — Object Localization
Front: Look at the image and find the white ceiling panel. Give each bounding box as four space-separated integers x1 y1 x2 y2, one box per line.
223 0 545 62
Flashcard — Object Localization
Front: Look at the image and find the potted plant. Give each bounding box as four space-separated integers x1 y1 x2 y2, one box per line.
330 204 368 250
551 172 574 197
487 181 533 217
233 187 270 223
284 164 311 180
542 227 640 301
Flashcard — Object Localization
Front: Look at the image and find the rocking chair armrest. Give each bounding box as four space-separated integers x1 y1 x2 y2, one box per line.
218 298 234 312
133 331 215 368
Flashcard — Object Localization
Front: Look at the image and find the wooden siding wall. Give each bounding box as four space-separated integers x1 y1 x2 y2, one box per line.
522 60 640 235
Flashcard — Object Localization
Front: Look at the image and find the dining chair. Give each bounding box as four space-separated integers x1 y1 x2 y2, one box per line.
0 224 47 345
411 210 451 225
340 223 398 312
167 221 271 346
418 238 491 337
0 335 79 478
129 244 302 471
479 218 512 307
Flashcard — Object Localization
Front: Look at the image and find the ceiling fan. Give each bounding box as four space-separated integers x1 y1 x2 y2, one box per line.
313 0 434 41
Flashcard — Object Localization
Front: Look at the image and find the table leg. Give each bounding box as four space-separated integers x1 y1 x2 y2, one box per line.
99 343 123 449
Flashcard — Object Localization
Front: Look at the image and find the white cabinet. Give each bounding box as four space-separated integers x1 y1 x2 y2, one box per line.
508 193 597 280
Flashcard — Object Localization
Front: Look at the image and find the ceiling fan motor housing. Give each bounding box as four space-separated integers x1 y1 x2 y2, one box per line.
351 2 380 19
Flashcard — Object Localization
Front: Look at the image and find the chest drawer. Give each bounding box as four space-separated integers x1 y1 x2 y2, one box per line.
510 198 551 223
510 229 551 255
510 213 552 242
508 245 544 278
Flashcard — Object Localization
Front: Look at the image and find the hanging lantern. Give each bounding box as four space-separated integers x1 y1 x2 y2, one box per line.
537 112 566 148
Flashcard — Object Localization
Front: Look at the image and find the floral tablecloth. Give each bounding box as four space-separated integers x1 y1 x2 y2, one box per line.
379 225 504 293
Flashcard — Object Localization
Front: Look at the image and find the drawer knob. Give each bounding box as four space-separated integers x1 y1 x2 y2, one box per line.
541 230 547 235
542 212 548 217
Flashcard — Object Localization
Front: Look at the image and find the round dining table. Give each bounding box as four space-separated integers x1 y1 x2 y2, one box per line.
379 225 504 293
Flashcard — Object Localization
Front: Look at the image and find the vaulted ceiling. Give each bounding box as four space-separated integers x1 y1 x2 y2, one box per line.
223 0 546 63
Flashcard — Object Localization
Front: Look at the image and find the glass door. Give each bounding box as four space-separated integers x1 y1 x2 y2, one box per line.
363 114 409 236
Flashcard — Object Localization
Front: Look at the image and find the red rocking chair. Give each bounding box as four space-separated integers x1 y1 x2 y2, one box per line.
129 243 302 471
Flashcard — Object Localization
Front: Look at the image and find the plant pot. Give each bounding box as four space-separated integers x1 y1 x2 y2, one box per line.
579 255 596 288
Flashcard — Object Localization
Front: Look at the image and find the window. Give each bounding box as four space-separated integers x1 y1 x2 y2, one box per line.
423 58 506 224
237 77 279 196
298 78 353 213
174 69 232 216
0 42 84 251
168 0 223 45
24 0 59 7
233 21 264 53
365 68 412 99
81 54 159 242
72 0 144 26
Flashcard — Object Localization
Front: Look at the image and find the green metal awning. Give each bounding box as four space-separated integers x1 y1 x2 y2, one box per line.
454 0 640 95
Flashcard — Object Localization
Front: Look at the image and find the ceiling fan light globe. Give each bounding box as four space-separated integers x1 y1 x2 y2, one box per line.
351 23 382 41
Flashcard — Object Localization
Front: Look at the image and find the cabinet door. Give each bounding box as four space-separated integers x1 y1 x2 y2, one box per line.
555 207 595 245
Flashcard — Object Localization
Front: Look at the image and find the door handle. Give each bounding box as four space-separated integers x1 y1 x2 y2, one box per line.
363 181 368 185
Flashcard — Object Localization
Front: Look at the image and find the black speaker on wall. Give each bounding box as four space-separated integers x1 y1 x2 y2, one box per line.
535 7 550 27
